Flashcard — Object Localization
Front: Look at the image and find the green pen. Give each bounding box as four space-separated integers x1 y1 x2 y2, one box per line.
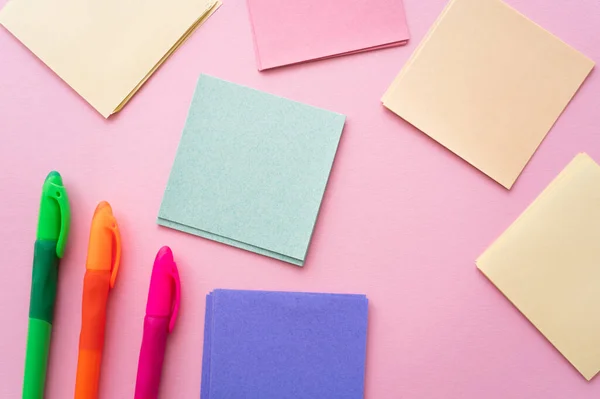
23 171 70 399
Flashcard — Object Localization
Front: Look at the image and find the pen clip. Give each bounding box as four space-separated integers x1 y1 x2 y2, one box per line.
48 182 70 258
169 262 181 332
109 218 122 289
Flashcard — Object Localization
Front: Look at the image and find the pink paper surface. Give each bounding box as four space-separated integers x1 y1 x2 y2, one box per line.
247 0 410 70
0 0 599 398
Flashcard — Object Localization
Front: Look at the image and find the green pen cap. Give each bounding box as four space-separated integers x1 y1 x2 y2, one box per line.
36 171 70 258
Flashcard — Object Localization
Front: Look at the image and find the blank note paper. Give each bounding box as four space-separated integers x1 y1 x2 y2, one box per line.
246 0 410 70
382 0 594 189
477 154 600 380
0 0 220 118
201 290 369 399
158 75 345 266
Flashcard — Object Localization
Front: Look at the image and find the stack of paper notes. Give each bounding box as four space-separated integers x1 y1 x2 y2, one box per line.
477 153 600 380
0 0 221 118
246 0 410 70
201 290 369 399
158 75 346 266
382 0 594 189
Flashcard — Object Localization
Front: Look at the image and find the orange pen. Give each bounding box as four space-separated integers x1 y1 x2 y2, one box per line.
74 201 121 399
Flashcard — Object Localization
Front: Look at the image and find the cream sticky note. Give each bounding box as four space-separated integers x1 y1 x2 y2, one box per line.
382 0 594 189
0 0 221 118
158 75 345 266
477 153 600 380
246 0 409 70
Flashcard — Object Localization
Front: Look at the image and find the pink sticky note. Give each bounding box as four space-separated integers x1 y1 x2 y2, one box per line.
246 0 410 71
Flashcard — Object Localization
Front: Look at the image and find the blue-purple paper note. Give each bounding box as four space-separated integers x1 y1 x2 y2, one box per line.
201 289 369 399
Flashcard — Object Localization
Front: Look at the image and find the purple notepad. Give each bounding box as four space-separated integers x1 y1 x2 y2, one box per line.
201 290 369 399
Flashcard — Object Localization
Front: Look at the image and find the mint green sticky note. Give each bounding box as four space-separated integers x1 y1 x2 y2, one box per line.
158 75 345 266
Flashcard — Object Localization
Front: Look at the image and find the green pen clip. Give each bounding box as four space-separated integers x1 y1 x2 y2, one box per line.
37 171 71 258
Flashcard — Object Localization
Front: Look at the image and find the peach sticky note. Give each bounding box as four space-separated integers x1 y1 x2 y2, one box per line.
246 0 410 71
382 0 594 189
0 0 221 118
477 153 600 380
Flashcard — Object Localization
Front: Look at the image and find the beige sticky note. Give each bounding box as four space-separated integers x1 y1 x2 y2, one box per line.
477 153 600 380
382 0 594 189
0 0 221 118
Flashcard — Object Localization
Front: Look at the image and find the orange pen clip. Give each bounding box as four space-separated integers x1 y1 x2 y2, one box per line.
108 216 121 289
74 201 121 399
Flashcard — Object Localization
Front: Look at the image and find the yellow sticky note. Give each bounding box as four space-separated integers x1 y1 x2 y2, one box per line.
477 153 600 380
382 0 594 189
0 0 221 118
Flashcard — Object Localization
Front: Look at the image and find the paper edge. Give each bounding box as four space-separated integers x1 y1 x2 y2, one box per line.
296 116 346 263
111 0 222 116
381 0 457 104
478 261 597 381
245 0 264 71
258 40 409 72
200 293 214 399
246 0 410 71
157 217 304 266
476 152 593 269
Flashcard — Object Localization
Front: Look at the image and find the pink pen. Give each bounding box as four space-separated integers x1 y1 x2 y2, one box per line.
134 246 181 399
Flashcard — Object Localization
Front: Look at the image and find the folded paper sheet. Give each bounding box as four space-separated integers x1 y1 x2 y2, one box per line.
158 75 345 266
382 0 594 189
246 0 410 70
201 290 369 399
0 0 221 118
477 153 600 380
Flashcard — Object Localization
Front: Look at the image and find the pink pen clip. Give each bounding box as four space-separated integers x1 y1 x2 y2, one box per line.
135 246 181 399
167 253 181 332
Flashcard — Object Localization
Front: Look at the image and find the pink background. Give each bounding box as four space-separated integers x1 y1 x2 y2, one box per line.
0 0 599 398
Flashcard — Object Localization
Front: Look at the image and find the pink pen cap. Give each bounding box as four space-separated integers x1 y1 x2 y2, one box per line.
134 246 180 399
146 246 181 331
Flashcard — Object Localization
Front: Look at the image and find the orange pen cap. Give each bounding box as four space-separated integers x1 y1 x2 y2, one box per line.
86 201 121 288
